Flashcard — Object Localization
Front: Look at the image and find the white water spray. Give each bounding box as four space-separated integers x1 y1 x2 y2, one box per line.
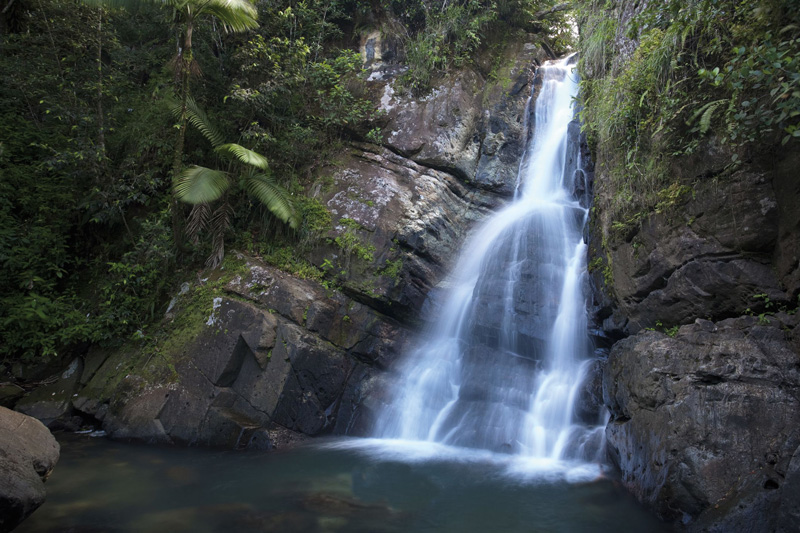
375 55 605 465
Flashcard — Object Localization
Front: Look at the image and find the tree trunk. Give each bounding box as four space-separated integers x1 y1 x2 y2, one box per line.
96 9 106 166
171 18 193 253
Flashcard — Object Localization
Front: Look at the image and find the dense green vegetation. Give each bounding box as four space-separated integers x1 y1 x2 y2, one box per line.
385 0 573 93
577 0 800 235
0 0 569 368
579 0 800 237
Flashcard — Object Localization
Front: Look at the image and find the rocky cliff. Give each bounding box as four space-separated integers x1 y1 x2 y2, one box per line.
10 37 554 450
581 0 800 529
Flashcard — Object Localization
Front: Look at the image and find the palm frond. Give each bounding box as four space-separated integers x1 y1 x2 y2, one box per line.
174 165 230 204
170 97 225 147
206 202 234 268
200 0 259 32
245 173 299 228
186 202 211 245
215 143 269 170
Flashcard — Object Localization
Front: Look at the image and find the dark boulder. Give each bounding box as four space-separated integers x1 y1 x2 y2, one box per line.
0 407 60 533
603 316 800 529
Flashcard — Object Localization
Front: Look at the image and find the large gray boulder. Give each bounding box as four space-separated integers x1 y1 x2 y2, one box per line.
0 407 59 532
603 316 800 530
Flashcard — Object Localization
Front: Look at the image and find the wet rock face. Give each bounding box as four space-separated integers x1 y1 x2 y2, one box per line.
316 145 497 325
587 108 800 529
583 2 800 528
0 407 59 533
377 41 550 196
605 168 790 335
603 316 800 529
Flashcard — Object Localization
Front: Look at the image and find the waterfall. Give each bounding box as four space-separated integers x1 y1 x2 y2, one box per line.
374 55 606 464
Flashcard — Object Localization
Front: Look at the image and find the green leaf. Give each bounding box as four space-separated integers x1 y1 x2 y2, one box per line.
200 0 259 33
691 99 726 134
245 173 298 228
215 143 269 170
171 97 225 147
174 166 230 204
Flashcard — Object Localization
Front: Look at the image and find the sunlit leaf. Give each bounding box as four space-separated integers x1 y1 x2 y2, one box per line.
216 143 269 170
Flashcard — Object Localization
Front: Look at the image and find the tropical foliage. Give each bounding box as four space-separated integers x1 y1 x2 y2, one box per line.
383 0 574 93
173 97 298 267
577 0 800 233
0 0 572 369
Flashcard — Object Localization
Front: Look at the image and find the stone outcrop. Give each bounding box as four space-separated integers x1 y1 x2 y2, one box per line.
375 40 551 195
583 14 800 533
0 407 59 533
67 261 411 448
590 125 800 530
604 317 800 530
311 144 498 324
595 154 794 337
582 2 800 527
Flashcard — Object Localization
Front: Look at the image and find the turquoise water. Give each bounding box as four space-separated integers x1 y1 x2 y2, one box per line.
18 433 672 533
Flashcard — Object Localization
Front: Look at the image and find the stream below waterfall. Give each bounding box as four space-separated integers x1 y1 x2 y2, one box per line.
18 433 671 532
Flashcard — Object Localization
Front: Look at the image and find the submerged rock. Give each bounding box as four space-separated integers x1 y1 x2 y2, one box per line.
0 406 60 532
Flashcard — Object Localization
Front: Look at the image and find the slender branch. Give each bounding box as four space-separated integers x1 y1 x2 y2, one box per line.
96 9 107 164
2 0 16 15
532 2 571 19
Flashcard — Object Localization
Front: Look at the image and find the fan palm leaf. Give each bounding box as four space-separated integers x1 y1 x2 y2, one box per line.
81 0 258 32
245 173 299 228
174 165 230 204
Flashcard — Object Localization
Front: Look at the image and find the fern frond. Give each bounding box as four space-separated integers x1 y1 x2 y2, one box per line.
174 165 230 204
245 173 299 228
690 99 727 134
215 143 269 170
699 104 717 134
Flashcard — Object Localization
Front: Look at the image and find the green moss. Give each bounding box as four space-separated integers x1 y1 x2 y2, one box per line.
299 197 332 235
334 218 376 263
587 257 604 273
262 246 325 281
378 258 403 281
602 265 614 288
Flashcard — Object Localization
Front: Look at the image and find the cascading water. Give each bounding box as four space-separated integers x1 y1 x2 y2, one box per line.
374 54 606 465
